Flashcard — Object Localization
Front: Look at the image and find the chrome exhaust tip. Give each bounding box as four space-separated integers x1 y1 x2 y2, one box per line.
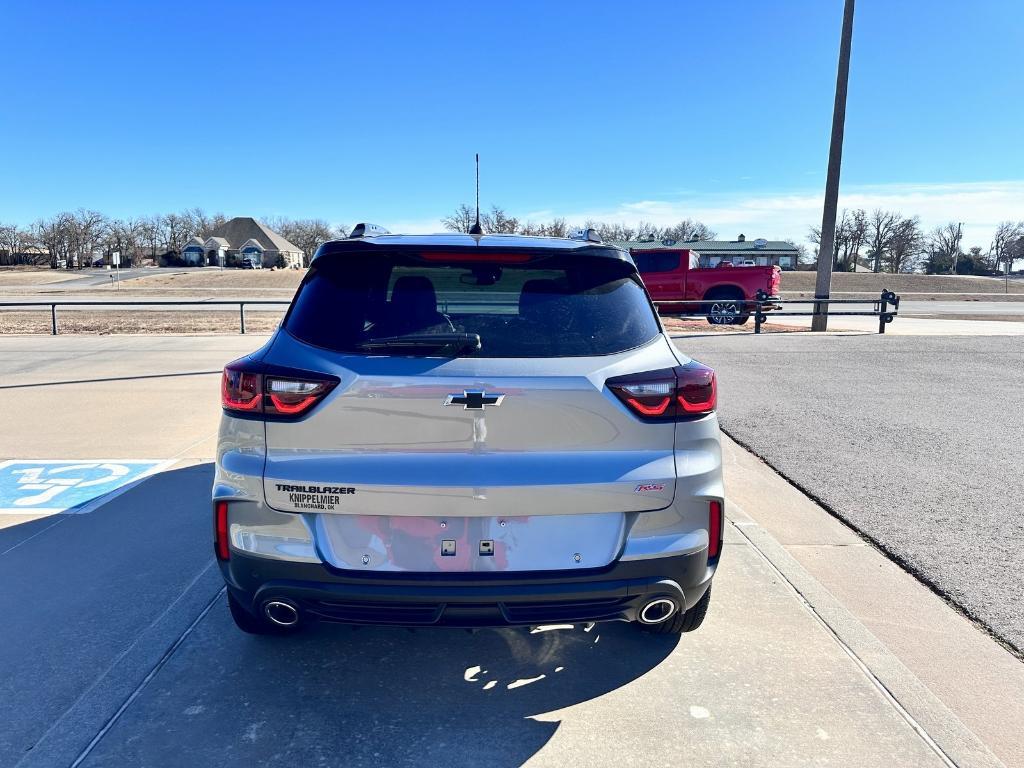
638 597 677 625
263 600 300 627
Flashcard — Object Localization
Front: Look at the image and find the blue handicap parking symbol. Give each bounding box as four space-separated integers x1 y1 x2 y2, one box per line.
0 460 170 515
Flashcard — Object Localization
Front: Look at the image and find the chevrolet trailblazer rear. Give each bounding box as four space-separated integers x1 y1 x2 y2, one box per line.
213 226 723 635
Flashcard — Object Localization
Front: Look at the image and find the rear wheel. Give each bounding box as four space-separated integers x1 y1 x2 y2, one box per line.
227 592 294 635
639 584 712 635
705 291 749 325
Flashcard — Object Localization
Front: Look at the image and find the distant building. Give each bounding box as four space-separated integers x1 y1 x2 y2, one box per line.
616 234 800 270
179 217 303 268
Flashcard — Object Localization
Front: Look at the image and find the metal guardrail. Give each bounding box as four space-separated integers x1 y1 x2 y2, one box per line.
0 300 290 335
1 290 901 336
654 289 901 334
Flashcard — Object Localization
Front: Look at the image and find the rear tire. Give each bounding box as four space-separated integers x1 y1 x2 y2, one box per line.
639 584 712 635
227 592 292 635
705 291 749 325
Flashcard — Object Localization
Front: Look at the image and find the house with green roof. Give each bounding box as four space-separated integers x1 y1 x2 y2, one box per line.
612 234 799 270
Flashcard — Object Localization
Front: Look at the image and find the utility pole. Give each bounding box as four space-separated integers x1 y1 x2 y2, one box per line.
811 0 856 332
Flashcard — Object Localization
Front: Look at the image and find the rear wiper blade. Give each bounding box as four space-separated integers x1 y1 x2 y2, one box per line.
358 333 482 353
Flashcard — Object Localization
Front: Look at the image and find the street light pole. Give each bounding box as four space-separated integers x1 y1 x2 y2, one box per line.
811 0 856 332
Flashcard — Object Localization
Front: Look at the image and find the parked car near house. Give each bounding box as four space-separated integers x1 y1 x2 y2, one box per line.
215 225 724 636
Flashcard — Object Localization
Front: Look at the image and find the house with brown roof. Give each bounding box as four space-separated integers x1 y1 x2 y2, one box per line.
180 217 303 268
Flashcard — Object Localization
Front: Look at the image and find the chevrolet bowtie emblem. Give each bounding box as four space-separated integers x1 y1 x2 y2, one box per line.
444 391 505 410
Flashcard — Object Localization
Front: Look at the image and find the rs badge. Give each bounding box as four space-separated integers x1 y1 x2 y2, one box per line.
634 483 666 493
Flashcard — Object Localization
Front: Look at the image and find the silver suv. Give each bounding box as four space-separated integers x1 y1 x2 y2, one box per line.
214 227 723 636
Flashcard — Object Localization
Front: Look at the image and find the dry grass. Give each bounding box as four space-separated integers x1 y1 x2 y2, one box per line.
127 269 306 291
0 310 285 335
660 316 805 334
0 268 80 286
781 271 1024 296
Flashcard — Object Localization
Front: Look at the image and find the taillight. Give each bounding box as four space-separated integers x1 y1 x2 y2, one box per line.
222 368 261 411
676 363 716 414
221 363 337 418
214 500 230 561
708 499 722 559
608 362 716 420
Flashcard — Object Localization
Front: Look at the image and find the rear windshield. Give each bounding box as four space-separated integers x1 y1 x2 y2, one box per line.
284 252 660 357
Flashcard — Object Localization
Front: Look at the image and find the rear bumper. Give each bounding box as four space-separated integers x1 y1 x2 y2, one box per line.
220 549 715 628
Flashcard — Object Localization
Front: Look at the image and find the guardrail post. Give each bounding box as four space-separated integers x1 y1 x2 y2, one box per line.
239 303 246 334
754 290 766 334
51 304 58 335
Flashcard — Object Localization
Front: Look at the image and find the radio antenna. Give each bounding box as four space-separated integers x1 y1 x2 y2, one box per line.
469 153 484 234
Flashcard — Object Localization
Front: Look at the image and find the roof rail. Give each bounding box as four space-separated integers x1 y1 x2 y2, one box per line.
569 227 603 243
349 223 391 239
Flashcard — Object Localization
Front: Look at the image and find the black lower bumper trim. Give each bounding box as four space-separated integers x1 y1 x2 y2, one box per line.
222 550 714 628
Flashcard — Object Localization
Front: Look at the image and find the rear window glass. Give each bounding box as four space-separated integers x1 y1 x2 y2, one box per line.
284 252 660 357
633 252 680 273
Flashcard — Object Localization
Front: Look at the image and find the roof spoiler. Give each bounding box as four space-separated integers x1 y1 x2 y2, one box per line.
349 223 391 239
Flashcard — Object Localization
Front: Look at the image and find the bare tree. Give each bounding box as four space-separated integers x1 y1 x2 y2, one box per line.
883 216 923 273
927 222 964 275
661 219 716 242
0 223 38 265
810 208 865 272
1006 235 1024 273
866 209 899 273
991 221 1024 274
441 204 476 233
160 212 195 255
481 206 519 234
269 217 339 265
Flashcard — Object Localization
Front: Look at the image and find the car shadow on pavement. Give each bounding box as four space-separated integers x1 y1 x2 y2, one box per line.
85 603 680 767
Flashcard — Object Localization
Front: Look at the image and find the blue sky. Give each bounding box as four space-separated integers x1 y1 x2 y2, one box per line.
2 0 1022 247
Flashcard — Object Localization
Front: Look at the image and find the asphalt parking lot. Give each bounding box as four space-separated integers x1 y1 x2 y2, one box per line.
679 333 1024 655
1 335 1021 768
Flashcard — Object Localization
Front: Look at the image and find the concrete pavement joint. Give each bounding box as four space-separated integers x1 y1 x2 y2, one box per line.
68 584 226 768
14 562 224 768
727 509 1005 768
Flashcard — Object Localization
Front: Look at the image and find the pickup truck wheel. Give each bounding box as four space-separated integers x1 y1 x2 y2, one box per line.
705 292 749 325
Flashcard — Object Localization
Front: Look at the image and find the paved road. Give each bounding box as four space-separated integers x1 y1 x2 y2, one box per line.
0 336 1017 768
680 333 1024 655
899 300 1024 316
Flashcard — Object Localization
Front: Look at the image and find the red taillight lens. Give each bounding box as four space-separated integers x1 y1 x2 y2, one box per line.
222 367 261 411
221 364 336 418
608 362 716 420
677 363 716 414
708 499 722 559
214 500 230 560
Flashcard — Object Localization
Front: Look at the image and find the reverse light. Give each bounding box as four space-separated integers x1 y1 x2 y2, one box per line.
265 377 330 416
607 362 717 420
214 500 230 561
221 363 337 418
708 500 722 559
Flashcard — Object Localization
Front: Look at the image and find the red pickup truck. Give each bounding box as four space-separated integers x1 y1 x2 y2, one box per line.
630 247 781 325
